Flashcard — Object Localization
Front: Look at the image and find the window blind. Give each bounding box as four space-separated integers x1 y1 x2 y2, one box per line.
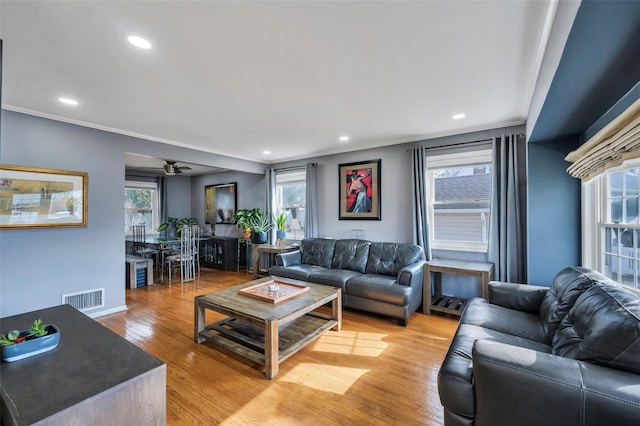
565 98 640 181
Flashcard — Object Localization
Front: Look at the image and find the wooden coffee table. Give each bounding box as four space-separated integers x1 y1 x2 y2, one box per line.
194 276 342 379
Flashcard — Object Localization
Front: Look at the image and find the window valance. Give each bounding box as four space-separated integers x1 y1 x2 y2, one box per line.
565 97 640 181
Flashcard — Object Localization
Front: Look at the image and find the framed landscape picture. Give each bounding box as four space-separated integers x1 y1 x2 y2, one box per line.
0 164 88 229
338 159 381 220
205 182 237 224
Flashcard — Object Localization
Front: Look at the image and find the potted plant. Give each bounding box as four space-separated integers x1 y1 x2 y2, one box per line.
273 212 288 243
1 319 60 362
232 208 260 239
158 217 197 238
249 210 272 244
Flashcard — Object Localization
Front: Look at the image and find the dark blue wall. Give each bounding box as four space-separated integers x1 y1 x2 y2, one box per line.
526 1 640 285
527 138 581 285
529 1 640 143
582 81 640 143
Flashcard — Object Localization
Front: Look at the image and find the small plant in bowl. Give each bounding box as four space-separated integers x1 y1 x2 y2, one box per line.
1 319 60 362
30 319 48 337
0 330 25 346
1 319 48 346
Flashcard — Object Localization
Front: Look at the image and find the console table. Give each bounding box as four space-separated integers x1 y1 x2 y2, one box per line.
423 258 494 317
0 305 166 425
252 244 298 278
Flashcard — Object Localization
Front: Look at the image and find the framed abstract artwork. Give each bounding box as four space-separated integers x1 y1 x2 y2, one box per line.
338 159 381 220
205 182 237 224
0 164 88 229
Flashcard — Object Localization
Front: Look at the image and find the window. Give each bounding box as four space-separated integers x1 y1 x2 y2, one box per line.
600 166 640 289
427 149 492 252
274 169 306 241
125 180 159 234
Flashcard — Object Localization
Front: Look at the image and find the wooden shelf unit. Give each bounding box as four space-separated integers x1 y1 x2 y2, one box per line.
423 258 493 317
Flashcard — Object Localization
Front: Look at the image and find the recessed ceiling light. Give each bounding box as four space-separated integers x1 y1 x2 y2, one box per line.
339 136 350 142
263 150 271 155
128 35 152 49
58 97 79 106
452 113 466 120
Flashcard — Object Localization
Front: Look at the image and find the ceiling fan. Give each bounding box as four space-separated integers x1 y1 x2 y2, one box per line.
140 160 192 176
162 160 191 176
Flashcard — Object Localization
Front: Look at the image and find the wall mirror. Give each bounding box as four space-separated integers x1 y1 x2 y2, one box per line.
205 182 237 224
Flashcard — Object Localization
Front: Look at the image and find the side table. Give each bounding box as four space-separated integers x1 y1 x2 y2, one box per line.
423 258 494 317
252 244 298 278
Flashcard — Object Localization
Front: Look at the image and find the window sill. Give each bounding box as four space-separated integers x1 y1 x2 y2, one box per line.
431 241 488 253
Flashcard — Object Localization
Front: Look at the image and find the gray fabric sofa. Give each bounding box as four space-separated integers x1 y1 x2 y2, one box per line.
270 238 426 326
438 266 640 426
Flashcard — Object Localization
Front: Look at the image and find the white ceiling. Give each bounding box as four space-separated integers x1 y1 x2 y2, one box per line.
1 1 554 166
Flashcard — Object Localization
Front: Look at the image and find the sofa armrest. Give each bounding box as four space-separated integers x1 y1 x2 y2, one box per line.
473 340 640 426
274 250 301 267
396 261 425 287
488 281 548 313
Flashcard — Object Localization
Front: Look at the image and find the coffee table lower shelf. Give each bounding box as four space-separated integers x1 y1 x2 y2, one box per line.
198 313 338 366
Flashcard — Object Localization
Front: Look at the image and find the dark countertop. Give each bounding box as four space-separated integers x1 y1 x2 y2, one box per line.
1 304 164 425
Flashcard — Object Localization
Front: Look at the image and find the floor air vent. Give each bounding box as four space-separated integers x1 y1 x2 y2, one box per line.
62 288 105 311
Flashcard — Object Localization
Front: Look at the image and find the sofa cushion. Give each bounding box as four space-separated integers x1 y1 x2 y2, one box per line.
461 298 548 344
346 274 411 306
538 266 606 342
488 282 548 313
269 264 327 281
365 242 424 276
553 283 640 375
308 269 362 291
300 238 336 267
438 323 552 418
331 239 370 273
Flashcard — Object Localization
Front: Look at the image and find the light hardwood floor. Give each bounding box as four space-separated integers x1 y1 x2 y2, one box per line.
97 268 458 425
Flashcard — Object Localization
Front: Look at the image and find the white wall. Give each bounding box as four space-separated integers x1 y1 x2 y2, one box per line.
167 175 192 220
1 111 128 318
272 125 525 246
0 110 264 318
191 171 265 238
313 147 412 242
0 108 524 317
269 126 524 299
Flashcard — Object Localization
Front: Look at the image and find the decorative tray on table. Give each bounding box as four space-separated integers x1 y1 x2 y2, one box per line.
238 280 309 304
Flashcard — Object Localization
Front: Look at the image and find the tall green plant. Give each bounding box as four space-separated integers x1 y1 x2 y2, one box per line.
273 212 287 231
249 210 272 233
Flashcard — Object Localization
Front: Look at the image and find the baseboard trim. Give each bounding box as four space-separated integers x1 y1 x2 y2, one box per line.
87 305 128 318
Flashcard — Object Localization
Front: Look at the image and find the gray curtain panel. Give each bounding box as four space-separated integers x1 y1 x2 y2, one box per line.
411 146 431 260
264 168 276 244
488 134 527 282
305 162 319 238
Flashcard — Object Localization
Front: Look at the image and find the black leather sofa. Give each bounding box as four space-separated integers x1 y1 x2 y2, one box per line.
438 266 640 426
270 238 426 326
